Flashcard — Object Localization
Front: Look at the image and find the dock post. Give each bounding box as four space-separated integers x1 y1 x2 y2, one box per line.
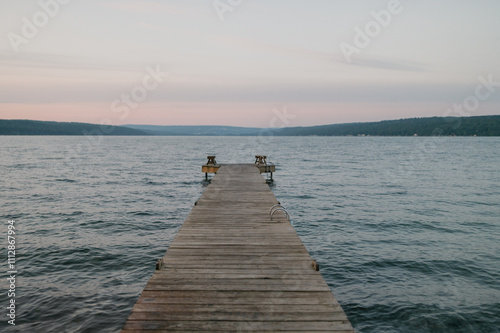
202 155 220 180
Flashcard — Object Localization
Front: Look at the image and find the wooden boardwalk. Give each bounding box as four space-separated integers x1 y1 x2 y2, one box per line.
121 164 354 332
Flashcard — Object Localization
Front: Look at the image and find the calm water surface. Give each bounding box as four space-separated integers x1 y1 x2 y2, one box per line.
1 136 499 332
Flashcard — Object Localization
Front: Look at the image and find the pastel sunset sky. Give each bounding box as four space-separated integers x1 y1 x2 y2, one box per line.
1 0 499 127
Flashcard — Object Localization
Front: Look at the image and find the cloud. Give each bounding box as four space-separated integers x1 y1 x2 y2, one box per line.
206 33 428 74
152 82 483 104
333 53 429 72
2 80 484 105
207 33 331 60
0 50 148 73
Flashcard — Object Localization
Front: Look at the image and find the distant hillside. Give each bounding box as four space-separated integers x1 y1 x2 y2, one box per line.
0 119 148 135
1 115 499 136
273 115 500 136
123 124 262 136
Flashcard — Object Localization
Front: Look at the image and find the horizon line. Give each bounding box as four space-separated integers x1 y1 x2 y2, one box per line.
2 114 499 129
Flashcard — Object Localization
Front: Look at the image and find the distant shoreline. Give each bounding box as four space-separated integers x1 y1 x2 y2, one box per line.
1 115 499 136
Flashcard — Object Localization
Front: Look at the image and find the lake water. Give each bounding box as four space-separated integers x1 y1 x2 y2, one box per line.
1 136 499 332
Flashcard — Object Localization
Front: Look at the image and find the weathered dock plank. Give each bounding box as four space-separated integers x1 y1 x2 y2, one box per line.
121 164 354 332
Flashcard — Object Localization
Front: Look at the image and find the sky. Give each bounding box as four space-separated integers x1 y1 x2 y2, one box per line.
1 0 499 127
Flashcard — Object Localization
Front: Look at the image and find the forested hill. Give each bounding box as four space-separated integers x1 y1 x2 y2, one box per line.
1 115 499 136
0 119 148 135
273 115 500 136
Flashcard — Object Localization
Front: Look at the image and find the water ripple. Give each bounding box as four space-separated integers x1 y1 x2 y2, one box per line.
1 136 499 333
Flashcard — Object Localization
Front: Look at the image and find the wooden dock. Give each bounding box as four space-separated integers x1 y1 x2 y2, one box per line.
121 164 354 332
